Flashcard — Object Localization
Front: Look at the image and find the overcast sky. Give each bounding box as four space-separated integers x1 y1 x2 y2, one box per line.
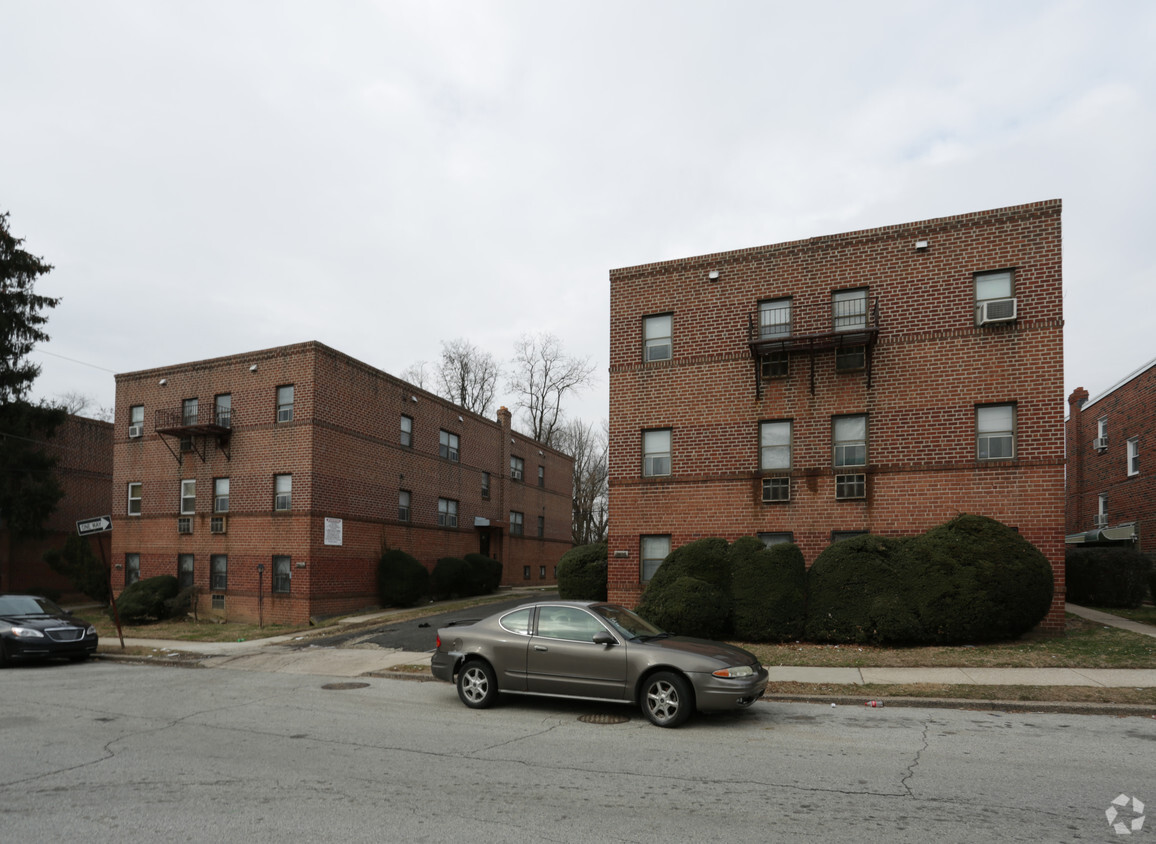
3 1 1154 429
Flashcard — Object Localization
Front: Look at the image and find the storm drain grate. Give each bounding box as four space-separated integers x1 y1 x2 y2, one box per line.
321 682 371 691
578 713 630 725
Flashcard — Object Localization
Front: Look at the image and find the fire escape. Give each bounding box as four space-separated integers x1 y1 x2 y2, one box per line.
747 296 880 398
154 402 233 465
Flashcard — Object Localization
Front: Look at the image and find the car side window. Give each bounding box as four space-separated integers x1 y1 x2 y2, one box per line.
499 608 533 636
536 607 608 642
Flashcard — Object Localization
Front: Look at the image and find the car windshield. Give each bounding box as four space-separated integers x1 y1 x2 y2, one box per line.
591 604 665 640
0 595 64 616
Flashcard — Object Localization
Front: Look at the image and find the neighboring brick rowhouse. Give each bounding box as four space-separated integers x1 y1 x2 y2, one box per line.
112 342 574 625
608 200 1066 633
1066 358 1155 553
0 414 114 598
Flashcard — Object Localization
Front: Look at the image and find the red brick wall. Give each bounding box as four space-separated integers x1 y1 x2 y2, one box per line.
608 200 1067 632
112 342 574 624
1066 362 1156 553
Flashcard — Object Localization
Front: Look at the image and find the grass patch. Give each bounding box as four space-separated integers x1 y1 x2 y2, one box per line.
766 681 1156 706
739 614 1156 670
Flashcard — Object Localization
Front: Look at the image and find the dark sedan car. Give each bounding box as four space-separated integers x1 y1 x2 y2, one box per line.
431 600 768 727
0 594 99 666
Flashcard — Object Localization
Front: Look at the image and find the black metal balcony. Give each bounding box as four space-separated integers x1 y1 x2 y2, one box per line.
154 406 233 464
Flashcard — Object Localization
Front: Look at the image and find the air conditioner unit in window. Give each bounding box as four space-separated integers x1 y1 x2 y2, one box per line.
978 297 1018 325
277 409 293 423
128 424 143 438
1093 513 1109 527
178 517 193 534
1093 437 1109 451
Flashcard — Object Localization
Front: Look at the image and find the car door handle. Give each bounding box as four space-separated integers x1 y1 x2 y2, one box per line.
533 645 548 652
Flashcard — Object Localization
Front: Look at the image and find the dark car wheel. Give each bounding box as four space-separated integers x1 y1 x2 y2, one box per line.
642 671 693 728
457 659 498 709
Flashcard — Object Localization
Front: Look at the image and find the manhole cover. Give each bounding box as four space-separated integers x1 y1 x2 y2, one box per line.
321 682 371 691
578 713 630 725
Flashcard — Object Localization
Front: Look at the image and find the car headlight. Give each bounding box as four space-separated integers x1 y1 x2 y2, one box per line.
84 625 97 637
10 627 46 639
712 665 754 678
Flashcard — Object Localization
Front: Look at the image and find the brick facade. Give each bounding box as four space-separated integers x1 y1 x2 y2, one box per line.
608 200 1066 632
1065 358 1155 552
112 342 574 624
0 414 114 598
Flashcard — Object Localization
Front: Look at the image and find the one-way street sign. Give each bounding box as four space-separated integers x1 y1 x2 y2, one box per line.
76 515 113 535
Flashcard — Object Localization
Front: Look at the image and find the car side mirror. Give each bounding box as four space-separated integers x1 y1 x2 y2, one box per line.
592 631 617 646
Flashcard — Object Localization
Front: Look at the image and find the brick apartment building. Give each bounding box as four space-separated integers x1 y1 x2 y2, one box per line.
0 414 113 598
1066 357 1154 553
112 342 574 624
608 200 1067 632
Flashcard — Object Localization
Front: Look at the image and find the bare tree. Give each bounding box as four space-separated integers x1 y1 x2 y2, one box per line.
55 390 113 422
400 361 433 391
555 418 609 545
508 332 595 447
436 338 500 417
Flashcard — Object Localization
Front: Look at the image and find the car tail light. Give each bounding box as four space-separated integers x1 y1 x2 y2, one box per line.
436 634 441 649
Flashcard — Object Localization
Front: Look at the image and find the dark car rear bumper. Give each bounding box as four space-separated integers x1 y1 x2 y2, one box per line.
430 650 458 683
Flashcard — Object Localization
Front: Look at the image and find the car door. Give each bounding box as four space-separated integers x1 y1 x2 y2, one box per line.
525 606 627 699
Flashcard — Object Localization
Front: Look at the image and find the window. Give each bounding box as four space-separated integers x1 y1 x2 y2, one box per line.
536 606 607 642
1098 417 1108 440
510 455 524 481
481 472 491 500
758 532 793 547
510 511 524 537
127 482 142 516
1128 437 1139 476
835 345 866 371
214 478 229 513
760 351 788 379
538 465 545 487
643 314 673 362
500 608 532 635
642 429 671 477
760 420 791 471
274 474 292 511
276 385 294 423
211 554 227 590
539 566 546 580
833 415 867 467
974 270 1015 324
178 517 192 534
211 594 224 610
758 298 791 338
215 394 232 427
129 404 144 436
178 554 194 590
835 474 866 500
641 535 670 582
400 414 413 447
976 404 1015 460
832 288 868 331
180 479 196 515
438 498 458 528
762 477 790 502
1097 493 1109 526
523 566 531 580
439 430 460 462
125 553 140 585
831 530 868 544
182 398 198 426
398 490 411 522
537 515 544 538
210 516 226 534
272 556 291 594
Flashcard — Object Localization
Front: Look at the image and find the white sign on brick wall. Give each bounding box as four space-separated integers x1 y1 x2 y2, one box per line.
324 517 343 546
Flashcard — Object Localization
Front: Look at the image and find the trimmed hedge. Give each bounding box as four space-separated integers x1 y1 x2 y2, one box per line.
636 575 730 639
557 542 608 601
377 549 429 608
805 534 915 644
1066 547 1152 608
636 537 731 634
464 553 503 594
430 557 477 600
730 537 806 642
116 575 180 624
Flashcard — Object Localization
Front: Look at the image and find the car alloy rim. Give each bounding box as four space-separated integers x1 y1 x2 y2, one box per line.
647 680 679 722
463 667 488 702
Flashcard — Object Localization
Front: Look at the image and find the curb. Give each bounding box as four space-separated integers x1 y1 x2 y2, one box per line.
765 693 1156 718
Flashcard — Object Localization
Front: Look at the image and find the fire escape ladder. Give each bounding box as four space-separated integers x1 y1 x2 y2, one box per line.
154 407 234 466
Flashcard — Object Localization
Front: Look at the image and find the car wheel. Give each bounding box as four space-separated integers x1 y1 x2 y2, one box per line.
642 671 693 728
457 659 498 709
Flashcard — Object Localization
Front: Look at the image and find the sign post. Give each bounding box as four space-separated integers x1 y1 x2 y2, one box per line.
76 515 123 649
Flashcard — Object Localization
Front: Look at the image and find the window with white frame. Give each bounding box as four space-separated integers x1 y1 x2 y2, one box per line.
1098 417 1108 440
127 482 142 516
440 430 459 462
272 556 291 594
180 479 196 515
643 314 672 362
211 554 228 590
214 478 229 513
538 465 545 487
758 532 793 547
1127 437 1139 476
129 404 144 436
400 414 413 447
125 553 140 585
276 385 294 423
833 415 867 467
758 298 791 338
274 474 292 511
832 288 868 331
1097 493 1109 526
510 455 524 481
178 554 194 590
641 535 671 582
398 490 411 522
510 511 524 536
215 393 232 427
760 420 791 470
438 498 458 528
481 472 490 499
976 404 1016 460
642 429 671 477
182 397 198 426
974 270 1015 324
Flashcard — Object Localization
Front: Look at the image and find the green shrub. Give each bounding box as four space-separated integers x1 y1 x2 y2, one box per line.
377 549 429 608
44 533 110 604
805 534 915 643
636 538 732 634
636 576 730 639
464 553 503 594
116 575 180 624
164 586 196 619
1066 547 1152 608
430 557 477 600
896 514 1054 644
730 537 806 642
557 542 608 601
